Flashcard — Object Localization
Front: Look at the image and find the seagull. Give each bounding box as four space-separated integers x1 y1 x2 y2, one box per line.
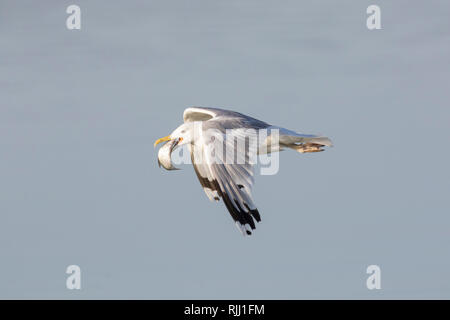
154 107 332 236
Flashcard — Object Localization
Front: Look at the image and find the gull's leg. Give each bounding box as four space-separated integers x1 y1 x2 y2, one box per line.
293 143 325 153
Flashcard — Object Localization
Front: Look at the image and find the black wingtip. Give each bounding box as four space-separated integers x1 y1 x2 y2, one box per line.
243 203 261 223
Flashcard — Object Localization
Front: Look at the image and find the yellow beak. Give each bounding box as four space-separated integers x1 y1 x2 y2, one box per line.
154 135 171 148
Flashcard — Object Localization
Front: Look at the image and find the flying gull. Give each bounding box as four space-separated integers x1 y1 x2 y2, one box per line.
154 107 332 236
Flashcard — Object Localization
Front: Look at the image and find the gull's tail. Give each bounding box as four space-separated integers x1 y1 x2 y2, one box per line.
275 126 333 153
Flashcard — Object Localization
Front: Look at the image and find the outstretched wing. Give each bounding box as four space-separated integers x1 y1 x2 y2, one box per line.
188 125 261 236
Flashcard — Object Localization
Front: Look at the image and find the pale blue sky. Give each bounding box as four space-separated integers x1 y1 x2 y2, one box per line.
1 0 449 298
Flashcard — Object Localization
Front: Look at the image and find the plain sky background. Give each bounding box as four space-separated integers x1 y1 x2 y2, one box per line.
1 1 449 299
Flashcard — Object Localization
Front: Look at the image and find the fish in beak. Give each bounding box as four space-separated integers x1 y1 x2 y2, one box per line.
154 136 181 170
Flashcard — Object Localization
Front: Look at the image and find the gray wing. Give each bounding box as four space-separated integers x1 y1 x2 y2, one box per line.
188 126 261 236
183 106 270 129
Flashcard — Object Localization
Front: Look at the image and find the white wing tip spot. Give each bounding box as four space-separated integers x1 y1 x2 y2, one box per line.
235 221 253 236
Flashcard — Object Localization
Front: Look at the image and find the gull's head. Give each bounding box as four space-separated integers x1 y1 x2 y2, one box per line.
154 123 194 170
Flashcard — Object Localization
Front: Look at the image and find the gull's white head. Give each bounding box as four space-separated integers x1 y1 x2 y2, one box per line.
154 122 195 170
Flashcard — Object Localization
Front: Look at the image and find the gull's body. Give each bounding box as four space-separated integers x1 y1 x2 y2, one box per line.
154 107 332 236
